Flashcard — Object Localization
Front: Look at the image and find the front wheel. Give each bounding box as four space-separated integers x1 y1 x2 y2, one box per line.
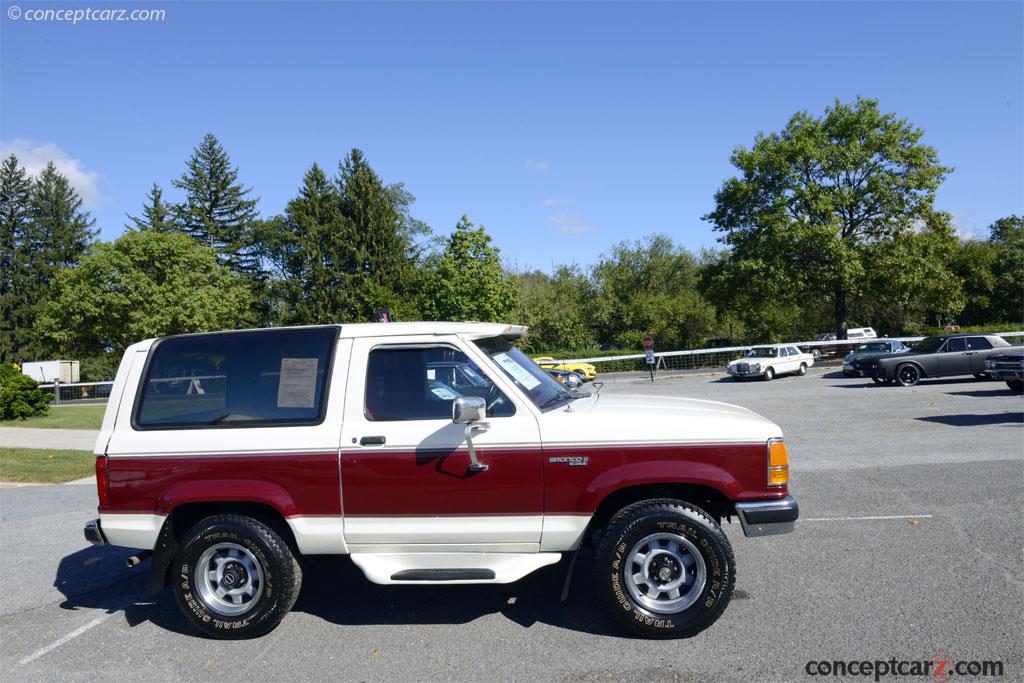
1008 379 1024 394
594 499 735 638
896 363 921 387
797 363 807 376
762 367 775 381
172 514 302 639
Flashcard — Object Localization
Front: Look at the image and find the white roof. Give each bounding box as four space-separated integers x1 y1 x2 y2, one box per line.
338 321 527 339
132 321 528 350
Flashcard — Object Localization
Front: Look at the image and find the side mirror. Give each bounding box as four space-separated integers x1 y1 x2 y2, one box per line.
452 396 486 424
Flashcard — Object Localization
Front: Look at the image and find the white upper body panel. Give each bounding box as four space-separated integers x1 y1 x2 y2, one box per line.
538 393 782 447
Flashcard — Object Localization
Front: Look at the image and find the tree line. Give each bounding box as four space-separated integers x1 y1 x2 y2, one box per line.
1 98 1021 379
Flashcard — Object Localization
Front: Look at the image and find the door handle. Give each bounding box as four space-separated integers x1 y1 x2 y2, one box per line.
360 436 386 446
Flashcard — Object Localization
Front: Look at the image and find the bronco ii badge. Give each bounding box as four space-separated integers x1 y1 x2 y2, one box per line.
548 455 589 467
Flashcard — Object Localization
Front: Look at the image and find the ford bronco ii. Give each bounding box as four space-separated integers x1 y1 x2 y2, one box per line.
84 322 798 638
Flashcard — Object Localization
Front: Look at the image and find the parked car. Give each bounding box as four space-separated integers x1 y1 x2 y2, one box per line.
533 356 597 381
985 351 1024 393
545 368 584 389
862 334 1014 386
802 327 878 358
84 322 798 639
842 340 908 377
726 345 814 381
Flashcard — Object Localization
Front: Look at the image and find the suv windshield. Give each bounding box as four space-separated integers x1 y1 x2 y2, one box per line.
746 347 778 358
473 337 580 410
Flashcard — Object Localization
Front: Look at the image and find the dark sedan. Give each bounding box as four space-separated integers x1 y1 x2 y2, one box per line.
862 334 1015 387
985 352 1024 393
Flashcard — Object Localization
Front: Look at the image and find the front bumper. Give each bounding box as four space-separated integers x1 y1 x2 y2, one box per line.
734 495 799 537
84 518 106 546
728 366 764 377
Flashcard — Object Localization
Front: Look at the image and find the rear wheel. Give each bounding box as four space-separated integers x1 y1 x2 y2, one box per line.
594 499 735 638
797 363 807 376
896 363 921 387
762 367 775 381
172 514 302 639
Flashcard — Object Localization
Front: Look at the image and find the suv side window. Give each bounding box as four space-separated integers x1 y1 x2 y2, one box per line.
966 336 992 350
365 347 514 421
134 327 336 429
944 337 967 352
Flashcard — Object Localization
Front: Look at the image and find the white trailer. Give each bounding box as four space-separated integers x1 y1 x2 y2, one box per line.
21 360 80 383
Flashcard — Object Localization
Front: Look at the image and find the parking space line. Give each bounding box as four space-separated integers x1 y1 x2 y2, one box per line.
802 514 933 522
18 613 111 666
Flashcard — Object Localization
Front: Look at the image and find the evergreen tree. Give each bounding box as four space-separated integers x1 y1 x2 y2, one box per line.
0 155 33 362
171 133 261 275
335 149 420 321
29 162 97 270
126 183 174 232
422 215 517 322
285 163 350 324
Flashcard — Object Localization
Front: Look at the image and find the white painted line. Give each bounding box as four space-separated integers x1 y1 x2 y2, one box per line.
18 613 111 666
803 514 933 522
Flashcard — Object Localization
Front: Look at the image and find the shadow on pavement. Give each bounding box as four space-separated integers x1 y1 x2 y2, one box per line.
916 413 1023 427
945 388 1021 398
54 546 624 639
54 545 193 635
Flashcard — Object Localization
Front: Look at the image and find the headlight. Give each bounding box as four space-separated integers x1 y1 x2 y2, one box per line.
750 363 761 371
844 354 853 362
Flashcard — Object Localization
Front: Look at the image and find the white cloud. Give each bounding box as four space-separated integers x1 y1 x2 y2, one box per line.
549 212 594 236
0 139 101 207
542 197 571 207
525 158 549 172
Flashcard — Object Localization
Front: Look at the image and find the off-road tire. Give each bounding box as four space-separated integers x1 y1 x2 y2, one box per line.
172 514 302 639
594 499 735 639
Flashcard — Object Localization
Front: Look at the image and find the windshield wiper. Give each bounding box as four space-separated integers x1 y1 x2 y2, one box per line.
538 394 572 410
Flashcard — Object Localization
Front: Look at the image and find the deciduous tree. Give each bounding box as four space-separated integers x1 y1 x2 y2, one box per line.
704 97 951 338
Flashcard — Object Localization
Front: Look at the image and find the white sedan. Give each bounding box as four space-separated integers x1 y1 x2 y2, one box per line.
726 345 815 381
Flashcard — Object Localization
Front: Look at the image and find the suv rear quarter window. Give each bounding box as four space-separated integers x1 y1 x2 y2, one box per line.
134 327 337 429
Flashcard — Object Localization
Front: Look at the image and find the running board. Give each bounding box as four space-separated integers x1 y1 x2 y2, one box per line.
390 568 495 581
351 552 562 585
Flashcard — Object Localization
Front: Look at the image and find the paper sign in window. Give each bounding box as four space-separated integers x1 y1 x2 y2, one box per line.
277 358 318 408
494 353 541 389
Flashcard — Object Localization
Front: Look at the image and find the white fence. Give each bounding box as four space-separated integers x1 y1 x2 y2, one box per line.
556 332 1024 375
38 380 114 405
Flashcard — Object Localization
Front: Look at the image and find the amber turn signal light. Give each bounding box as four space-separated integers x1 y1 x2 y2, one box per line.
767 438 788 487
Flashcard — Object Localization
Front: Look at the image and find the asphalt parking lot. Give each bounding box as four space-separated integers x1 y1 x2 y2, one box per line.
2 368 1022 682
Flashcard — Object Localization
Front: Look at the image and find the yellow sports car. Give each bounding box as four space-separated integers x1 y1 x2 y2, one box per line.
532 356 598 381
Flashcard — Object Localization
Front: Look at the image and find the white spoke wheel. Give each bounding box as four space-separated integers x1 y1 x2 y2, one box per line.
196 542 265 616
624 533 706 614
763 367 774 381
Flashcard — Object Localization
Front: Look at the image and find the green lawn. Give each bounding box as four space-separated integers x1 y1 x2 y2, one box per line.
0 448 96 483
3 404 106 430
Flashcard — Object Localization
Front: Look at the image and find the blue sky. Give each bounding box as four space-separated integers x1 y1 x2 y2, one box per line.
2 1 1021 272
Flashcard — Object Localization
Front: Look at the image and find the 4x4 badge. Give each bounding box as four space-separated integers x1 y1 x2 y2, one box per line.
548 456 589 467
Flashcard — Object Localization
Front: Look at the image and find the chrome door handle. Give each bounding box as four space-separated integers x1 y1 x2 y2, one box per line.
360 436 386 446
